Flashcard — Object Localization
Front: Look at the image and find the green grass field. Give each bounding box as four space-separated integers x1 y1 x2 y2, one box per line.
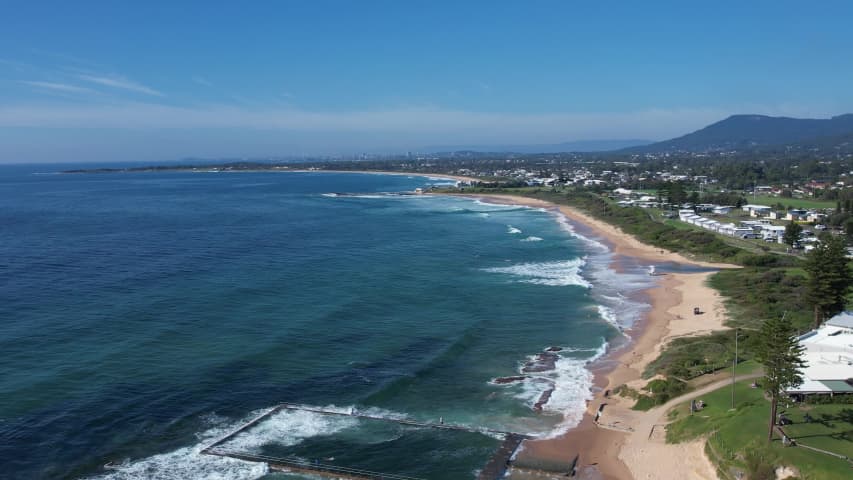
749 194 836 210
666 380 853 479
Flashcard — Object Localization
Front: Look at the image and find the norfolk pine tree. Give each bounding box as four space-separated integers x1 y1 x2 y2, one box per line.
782 221 802 248
804 234 852 328
754 314 805 441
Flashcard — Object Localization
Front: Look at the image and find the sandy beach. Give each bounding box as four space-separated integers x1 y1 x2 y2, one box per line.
458 194 736 480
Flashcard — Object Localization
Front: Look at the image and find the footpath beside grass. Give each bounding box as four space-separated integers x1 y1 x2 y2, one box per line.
666 379 853 480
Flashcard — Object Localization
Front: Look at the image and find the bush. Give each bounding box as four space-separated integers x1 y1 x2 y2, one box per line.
743 441 778 480
803 393 853 404
631 377 689 410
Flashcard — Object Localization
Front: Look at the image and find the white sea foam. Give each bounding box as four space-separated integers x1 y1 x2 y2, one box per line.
553 213 609 253
343 194 387 199
90 414 270 480
507 225 522 234
543 341 608 434
425 177 457 186
508 340 608 435
596 305 622 331
520 236 543 242
584 255 653 331
88 404 405 480
483 259 591 288
472 199 526 209
221 409 358 453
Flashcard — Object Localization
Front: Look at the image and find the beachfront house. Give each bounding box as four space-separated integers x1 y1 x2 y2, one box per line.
712 206 733 215
742 204 773 217
732 227 757 238
761 225 787 242
718 223 737 236
786 312 853 398
786 209 809 222
807 212 827 223
678 209 696 221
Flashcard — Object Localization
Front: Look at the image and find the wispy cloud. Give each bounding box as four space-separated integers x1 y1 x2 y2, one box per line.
77 74 163 96
191 76 213 87
0 101 839 145
21 80 96 94
0 102 728 139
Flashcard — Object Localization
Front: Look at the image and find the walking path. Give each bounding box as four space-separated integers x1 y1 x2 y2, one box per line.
616 373 763 480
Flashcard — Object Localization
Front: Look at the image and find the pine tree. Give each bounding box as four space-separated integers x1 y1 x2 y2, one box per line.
782 221 802 248
804 234 852 328
754 315 806 441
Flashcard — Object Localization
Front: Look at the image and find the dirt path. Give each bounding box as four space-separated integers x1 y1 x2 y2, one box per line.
617 373 763 480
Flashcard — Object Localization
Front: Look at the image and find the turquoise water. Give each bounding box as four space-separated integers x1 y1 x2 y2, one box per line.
0 167 653 479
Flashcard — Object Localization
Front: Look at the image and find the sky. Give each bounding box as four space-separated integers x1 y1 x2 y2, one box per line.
2 1 853 163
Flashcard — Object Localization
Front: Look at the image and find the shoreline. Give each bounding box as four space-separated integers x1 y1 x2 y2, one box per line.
463 193 736 269
272 168 482 184
457 193 733 479
60 166 482 185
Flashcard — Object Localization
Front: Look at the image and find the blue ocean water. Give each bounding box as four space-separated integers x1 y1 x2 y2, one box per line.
0 167 653 480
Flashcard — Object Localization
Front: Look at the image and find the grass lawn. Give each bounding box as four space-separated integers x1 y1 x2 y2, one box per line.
666 380 853 479
750 194 836 210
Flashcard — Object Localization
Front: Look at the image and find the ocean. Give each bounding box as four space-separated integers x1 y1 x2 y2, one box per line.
0 166 656 480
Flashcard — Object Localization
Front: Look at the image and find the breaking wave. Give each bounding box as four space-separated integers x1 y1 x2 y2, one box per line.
483 259 591 288
88 405 411 480
504 340 608 435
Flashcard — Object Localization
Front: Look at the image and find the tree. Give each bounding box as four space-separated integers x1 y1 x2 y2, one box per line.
804 234 852 328
661 181 687 205
782 221 803 248
754 314 806 441
688 191 700 205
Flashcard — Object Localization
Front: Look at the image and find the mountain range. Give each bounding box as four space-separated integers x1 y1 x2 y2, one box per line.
424 114 853 155
623 113 853 153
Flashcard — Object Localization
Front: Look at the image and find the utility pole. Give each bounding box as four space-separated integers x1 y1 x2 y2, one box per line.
731 328 739 409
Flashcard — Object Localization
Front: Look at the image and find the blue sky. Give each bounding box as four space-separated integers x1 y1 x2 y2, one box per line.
2 1 853 162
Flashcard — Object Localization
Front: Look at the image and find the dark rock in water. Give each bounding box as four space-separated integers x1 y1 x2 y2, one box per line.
493 375 528 385
544 346 563 352
533 387 555 412
521 352 558 373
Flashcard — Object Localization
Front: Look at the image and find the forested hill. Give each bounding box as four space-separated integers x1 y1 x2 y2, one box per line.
623 113 853 153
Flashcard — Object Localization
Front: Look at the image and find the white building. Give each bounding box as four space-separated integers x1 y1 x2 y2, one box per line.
761 225 787 242
742 204 773 217
787 312 853 397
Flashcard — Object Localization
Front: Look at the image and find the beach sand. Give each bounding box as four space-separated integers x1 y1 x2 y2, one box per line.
458 194 734 480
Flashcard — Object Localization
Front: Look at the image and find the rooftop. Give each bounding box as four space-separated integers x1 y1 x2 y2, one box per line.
788 322 853 394
827 311 853 330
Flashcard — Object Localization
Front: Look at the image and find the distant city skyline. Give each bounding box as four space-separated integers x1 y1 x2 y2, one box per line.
2 1 853 162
